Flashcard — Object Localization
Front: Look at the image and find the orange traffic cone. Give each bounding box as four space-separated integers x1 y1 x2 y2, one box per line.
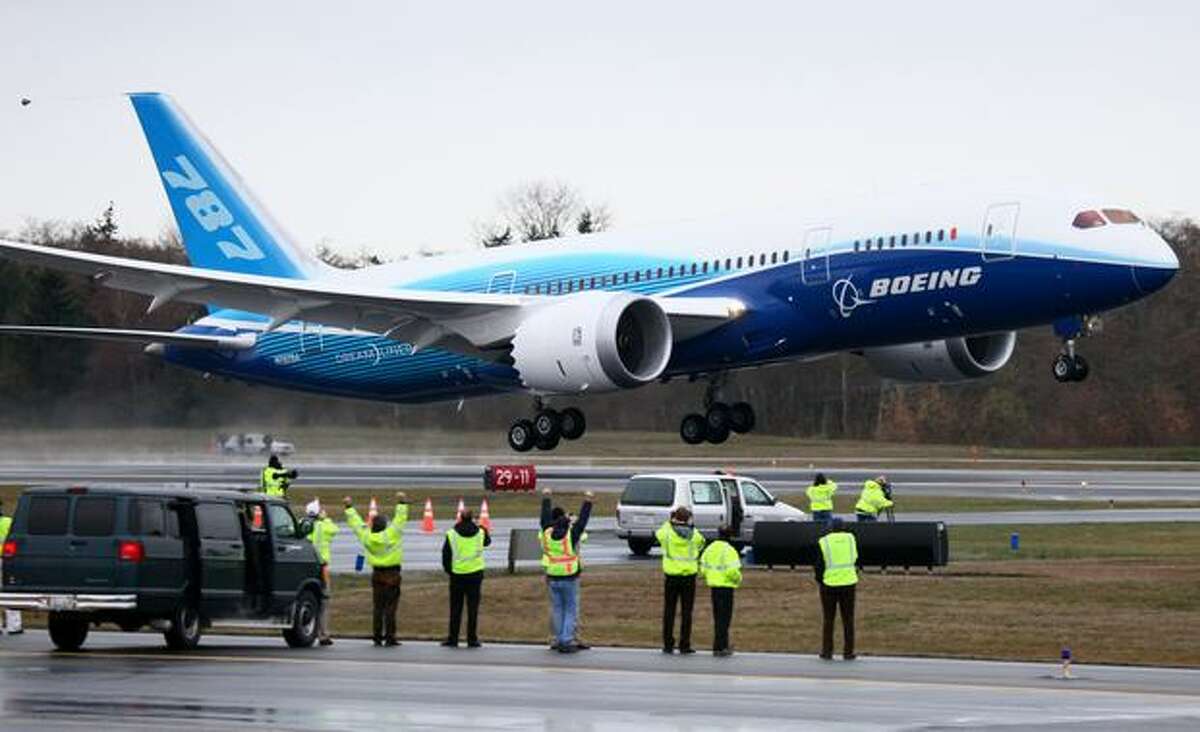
455 497 465 523
367 497 379 524
479 498 492 531
422 497 435 533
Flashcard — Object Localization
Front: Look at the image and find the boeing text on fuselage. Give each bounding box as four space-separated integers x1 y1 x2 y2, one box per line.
0 93 1180 451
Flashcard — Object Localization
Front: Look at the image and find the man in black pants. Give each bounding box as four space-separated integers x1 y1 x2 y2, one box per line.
813 518 859 660
655 507 706 654
441 509 491 648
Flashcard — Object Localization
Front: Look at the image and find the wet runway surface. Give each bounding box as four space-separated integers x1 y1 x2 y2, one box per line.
0 632 1196 730
1 461 1198 501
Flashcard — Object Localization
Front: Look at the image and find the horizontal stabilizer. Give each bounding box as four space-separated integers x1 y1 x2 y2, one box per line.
0 325 256 350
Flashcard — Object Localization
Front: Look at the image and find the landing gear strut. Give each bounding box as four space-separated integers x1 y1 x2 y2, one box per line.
1051 316 1098 384
508 403 588 452
679 376 757 445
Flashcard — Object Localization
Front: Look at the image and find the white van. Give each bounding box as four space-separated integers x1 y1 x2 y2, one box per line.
615 473 806 555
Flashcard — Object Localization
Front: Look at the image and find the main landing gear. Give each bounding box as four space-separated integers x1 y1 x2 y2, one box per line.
1051 315 1098 383
679 378 757 445
508 403 587 452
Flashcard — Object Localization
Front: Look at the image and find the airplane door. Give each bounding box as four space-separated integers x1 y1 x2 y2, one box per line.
801 227 832 285
982 203 1019 261
487 270 517 294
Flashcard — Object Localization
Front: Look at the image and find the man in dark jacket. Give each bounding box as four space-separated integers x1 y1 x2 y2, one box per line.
441 509 491 648
540 488 593 653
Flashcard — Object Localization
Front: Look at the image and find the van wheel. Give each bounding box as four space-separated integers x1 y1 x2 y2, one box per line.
164 604 202 650
628 538 653 556
48 612 89 651
283 590 320 648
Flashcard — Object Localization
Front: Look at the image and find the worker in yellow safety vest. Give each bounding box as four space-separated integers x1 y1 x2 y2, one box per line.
344 492 409 646
441 508 492 648
540 489 594 654
815 518 859 660
807 472 838 524
854 475 893 522
260 455 298 497
0 500 21 635
655 507 707 654
700 525 742 657
306 500 340 646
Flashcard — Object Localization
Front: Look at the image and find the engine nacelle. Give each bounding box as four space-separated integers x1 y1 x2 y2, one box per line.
510 291 673 394
862 332 1017 383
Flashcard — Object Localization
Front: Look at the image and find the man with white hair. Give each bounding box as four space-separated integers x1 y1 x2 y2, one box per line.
306 499 340 646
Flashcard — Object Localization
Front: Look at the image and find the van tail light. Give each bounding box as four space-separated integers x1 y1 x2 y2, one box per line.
2 540 15 559
118 540 145 563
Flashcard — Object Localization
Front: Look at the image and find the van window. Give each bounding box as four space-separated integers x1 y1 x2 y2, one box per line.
131 499 166 537
197 503 241 540
620 478 675 506
268 504 298 538
741 481 774 506
73 497 116 536
690 480 723 505
27 496 69 535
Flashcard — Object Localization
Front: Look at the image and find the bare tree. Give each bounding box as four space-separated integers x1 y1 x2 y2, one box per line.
477 180 611 246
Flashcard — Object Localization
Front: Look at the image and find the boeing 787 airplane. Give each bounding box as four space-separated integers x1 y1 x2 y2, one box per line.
0 94 1180 451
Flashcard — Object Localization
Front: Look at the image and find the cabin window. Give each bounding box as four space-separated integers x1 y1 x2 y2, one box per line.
782 251 789 262
736 256 743 268
937 229 945 242
950 227 958 240
771 252 778 264
925 231 932 243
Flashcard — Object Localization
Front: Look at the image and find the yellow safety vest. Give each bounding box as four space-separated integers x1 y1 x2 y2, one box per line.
541 527 580 577
447 529 486 574
807 481 838 512
655 522 705 576
346 504 408 568
700 539 742 589
0 515 11 542
308 517 339 565
819 531 859 587
261 467 287 497
854 481 893 516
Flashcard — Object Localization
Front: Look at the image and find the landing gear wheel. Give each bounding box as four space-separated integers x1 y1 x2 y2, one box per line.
680 414 707 445
1052 354 1074 383
1069 354 1089 382
729 402 756 434
535 432 561 451
48 612 89 652
283 590 320 648
559 407 586 441
533 409 562 442
705 422 731 445
706 402 731 432
164 602 202 650
508 419 536 452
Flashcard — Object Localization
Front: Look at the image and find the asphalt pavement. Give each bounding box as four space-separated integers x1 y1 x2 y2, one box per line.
0 632 1196 730
1 460 1199 500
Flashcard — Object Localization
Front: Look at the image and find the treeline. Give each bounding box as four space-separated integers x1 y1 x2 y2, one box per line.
0 209 1195 447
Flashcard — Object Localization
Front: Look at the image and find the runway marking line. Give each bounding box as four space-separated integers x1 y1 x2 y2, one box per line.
0 646 1195 700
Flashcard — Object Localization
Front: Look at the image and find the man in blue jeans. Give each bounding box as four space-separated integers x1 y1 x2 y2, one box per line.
540 488 593 653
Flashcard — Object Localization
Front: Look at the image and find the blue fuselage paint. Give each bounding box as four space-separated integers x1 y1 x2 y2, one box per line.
161 229 1176 405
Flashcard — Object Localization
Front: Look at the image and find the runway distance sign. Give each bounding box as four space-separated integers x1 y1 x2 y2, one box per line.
484 465 537 492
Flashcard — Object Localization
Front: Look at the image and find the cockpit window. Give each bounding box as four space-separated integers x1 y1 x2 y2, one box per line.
1102 208 1141 224
1072 210 1106 229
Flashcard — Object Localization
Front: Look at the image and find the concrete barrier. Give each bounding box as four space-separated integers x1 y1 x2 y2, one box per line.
752 521 949 570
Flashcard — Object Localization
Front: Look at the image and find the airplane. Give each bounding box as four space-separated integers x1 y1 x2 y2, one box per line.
0 93 1180 452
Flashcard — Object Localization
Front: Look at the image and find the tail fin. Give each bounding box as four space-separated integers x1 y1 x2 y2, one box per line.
129 93 323 279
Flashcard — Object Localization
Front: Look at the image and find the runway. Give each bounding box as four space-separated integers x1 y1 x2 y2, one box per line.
1 461 1198 500
0 632 1196 730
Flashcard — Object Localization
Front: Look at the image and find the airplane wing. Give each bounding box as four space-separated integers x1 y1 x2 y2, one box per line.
0 325 256 350
0 239 742 350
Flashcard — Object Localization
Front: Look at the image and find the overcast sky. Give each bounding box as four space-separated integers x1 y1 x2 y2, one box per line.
1 1 1196 258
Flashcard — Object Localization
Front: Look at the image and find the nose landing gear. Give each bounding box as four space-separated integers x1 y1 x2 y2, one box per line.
1052 316 1099 383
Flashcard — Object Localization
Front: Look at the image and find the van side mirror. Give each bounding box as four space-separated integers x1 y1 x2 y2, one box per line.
297 518 314 537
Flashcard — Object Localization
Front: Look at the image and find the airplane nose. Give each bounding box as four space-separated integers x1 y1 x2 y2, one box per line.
1130 230 1179 295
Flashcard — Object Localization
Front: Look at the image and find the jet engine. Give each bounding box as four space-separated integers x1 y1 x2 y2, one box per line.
509 291 673 393
861 331 1017 383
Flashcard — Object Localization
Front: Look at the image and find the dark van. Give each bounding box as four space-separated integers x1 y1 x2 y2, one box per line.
0 486 323 651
